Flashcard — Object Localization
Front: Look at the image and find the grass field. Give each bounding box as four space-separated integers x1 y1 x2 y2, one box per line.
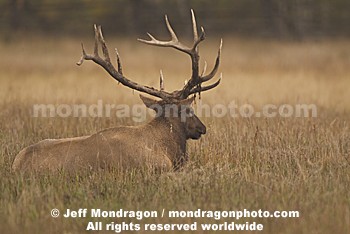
0 36 349 233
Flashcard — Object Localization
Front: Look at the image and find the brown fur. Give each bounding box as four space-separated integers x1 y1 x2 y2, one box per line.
12 97 206 173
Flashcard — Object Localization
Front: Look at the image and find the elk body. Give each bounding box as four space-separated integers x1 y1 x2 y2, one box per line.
12 10 222 173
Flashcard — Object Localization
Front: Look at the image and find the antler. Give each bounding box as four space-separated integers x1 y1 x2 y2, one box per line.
77 10 221 101
77 25 174 100
138 9 222 99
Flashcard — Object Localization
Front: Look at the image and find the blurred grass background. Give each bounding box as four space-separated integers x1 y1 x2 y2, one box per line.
1 0 350 39
0 1 350 234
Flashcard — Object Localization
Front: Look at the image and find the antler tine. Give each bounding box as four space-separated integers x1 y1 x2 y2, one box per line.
165 15 179 42
76 43 87 66
137 14 195 55
93 24 99 56
115 48 123 75
189 73 222 95
191 9 198 42
97 25 111 63
146 33 157 41
160 70 164 91
193 26 205 50
190 9 206 54
201 39 223 82
201 61 207 76
137 33 187 52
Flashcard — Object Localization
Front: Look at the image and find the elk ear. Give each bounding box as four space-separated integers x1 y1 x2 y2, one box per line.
139 95 161 111
179 96 195 106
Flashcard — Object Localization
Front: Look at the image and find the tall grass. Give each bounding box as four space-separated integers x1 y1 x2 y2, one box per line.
0 37 349 233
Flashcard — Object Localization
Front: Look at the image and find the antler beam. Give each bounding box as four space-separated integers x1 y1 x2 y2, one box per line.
138 9 222 99
77 25 173 100
77 10 222 102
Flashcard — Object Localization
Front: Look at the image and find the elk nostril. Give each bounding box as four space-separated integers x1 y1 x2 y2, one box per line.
197 126 206 134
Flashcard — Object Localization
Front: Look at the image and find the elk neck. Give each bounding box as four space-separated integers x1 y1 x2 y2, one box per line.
144 116 187 164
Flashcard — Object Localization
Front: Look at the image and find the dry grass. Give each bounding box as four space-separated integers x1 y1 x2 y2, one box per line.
0 36 350 234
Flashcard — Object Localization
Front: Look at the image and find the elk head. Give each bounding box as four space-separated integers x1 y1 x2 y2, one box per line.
77 9 222 140
139 94 206 139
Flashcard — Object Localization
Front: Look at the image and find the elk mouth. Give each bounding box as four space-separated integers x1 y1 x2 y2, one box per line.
191 127 206 140
192 133 202 140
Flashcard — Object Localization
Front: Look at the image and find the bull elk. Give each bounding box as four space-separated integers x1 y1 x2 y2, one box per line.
12 10 222 173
